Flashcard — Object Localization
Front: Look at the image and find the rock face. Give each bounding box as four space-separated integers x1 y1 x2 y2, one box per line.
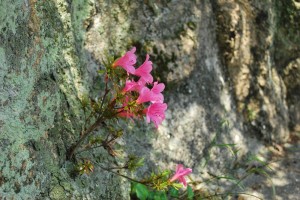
0 0 299 199
212 0 300 142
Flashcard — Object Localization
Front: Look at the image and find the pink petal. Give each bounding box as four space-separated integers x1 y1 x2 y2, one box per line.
134 54 153 83
136 78 147 92
180 168 193 176
125 65 136 74
145 103 167 128
136 87 153 104
123 80 138 92
123 78 147 93
170 164 192 187
126 47 137 65
129 47 136 54
151 93 164 103
139 74 153 84
178 177 187 187
152 82 165 94
113 47 137 74
176 164 184 172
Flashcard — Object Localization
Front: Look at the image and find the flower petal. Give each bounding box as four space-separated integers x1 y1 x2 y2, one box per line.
170 164 192 187
113 47 137 74
136 87 153 104
134 54 153 83
152 82 165 94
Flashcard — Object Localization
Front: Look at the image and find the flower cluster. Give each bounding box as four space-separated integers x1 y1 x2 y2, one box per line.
113 47 167 128
112 50 192 188
68 47 193 197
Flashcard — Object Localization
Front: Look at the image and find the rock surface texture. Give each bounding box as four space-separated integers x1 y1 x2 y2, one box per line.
0 0 299 199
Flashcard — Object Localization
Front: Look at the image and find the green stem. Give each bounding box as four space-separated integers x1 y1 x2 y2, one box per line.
99 165 145 184
76 144 104 154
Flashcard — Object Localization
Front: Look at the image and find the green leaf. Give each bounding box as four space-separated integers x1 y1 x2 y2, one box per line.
136 158 145 167
161 170 171 177
187 185 194 200
160 192 167 200
148 191 155 199
171 183 183 190
134 183 149 200
97 69 106 74
153 191 167 200
169 187 179 198
80 93 90 108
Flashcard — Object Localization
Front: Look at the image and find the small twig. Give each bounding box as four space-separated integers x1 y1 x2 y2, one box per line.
104 131 110 141
67 116 104 160
68 122 122 159
99 81 110 114
113 106 125 110
76 144 104 154
104 165 128 170
67 81 125 160
83 111 96 132
99 165 145 184
106 135 118 144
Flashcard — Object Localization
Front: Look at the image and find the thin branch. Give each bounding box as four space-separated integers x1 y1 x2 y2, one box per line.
76 144 104 154
67 116 104 160
99 165 144 184
83 110 96 132
99 81 110 114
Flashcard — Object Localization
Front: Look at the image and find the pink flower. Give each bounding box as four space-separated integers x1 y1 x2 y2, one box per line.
113 47 137 74
145 103 167 128
136 82 165 104
122 79 146 93
136 87 153 104
150 93 164 104
169 164 192 187
134 54 153 83
151 82 165 94
123 79 139 93
150 82 165 103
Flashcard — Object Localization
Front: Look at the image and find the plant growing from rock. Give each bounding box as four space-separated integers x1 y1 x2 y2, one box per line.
66 47 192 194
64 47 271 199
